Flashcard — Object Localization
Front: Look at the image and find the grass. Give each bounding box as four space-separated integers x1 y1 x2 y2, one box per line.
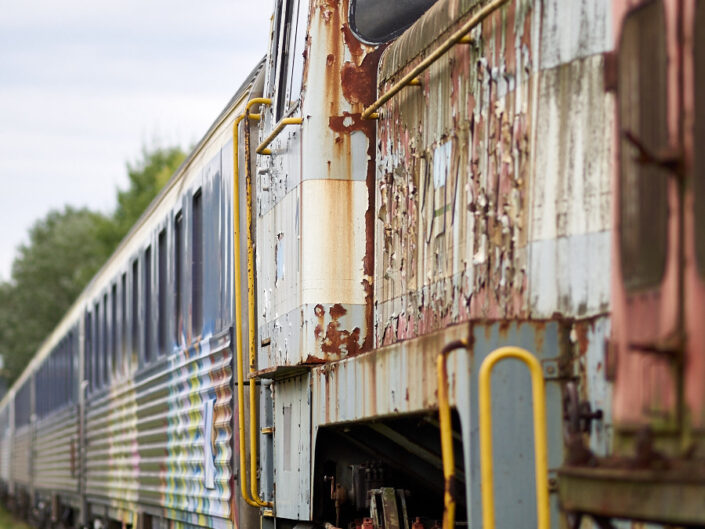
0 506 30 529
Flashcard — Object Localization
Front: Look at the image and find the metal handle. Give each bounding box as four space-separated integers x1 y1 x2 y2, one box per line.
478 347 550 529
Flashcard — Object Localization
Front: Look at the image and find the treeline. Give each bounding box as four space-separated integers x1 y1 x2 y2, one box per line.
0 146 186 386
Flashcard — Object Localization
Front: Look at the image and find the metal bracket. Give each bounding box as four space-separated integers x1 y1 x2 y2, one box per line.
541 358 560 380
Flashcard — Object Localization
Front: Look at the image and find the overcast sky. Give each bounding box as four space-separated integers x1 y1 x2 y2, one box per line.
0 0 271 281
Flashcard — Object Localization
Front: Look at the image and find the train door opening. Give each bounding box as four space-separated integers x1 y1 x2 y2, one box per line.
312 412 465 529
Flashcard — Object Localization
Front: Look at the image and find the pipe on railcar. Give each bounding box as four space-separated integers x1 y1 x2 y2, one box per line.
232 97 272 509
244 101 273 508
361 0 510 120
436 339 468 529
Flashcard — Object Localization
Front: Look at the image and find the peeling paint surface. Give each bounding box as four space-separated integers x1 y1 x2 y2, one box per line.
374 0 614 346
257 0 378 368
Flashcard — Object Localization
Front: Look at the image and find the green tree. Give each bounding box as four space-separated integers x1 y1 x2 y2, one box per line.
105 146 187 248
0 144 187 385
0 207 113 383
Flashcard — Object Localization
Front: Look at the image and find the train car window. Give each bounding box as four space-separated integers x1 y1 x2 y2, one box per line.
144 245 153 364
349 0 438 45
111 283 117 379
132 259 139 368
85 310 92 393
276 0 308 121
69 330 75 403
618 0 669 291
695 0 705 276
94 300 101 389
192 191 203 336
158 228 167 356
57 344 62 405
15 380 30 427
276 0 293 121
121 272 127 376
175 211 183 344
60 340 66 406
103 292 109 384
278 0 307 118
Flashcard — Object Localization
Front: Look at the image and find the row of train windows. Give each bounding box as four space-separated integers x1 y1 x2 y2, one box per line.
14 332 77 427
84 190 203 394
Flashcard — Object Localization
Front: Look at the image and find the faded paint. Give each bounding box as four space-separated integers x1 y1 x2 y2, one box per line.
374 0 615 346
256 0 378 367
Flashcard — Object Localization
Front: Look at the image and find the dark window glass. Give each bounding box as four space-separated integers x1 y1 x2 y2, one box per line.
15 381 31 427
94 301 101 388
192 191 203 335
144 246 152 363
158 228 167 356
695 0 705 276
276 0 294 120
175 212 183 343
85 311 92 393
69 331 75 403
132 259 139 367
349 0 438 45
121 273 127 375
111 283 117 378
618 0 669 291
103 293 109 384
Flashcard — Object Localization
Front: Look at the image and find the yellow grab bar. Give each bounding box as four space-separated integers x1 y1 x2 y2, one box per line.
256 117 303 155
361 0 509 120
436 339 469 529
244 102 273 507
478 347 549 529
233 97 271 508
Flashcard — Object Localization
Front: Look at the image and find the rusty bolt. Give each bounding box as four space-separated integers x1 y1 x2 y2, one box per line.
548 477 558 491
546 365 556 375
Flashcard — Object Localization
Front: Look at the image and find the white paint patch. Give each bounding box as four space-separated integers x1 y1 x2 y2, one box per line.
350 130 369 182
531 54 613 241
540 0 613 70
528 231 611 318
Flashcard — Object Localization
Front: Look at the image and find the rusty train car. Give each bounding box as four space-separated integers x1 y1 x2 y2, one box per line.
0 0 702 528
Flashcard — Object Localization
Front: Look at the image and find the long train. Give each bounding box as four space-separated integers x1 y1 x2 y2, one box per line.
0 0 703 528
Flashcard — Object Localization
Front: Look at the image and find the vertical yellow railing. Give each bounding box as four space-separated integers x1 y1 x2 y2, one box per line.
436 339 469 529
478 347 549 529
233 97 272 508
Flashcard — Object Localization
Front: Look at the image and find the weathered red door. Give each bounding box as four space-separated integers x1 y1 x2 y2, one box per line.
612 0 683 432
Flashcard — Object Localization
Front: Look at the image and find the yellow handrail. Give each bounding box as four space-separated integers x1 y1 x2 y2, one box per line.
478 347 549 529
233 97 271 508
361 0 509 120
244 102 273 507
256 117 303 155
436 339 469 529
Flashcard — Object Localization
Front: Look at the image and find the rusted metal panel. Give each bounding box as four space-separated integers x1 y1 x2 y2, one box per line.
610 0 681 433
374 0 616 349
256 0 378 370
375 0 534 344
34 406 80 494
312 320 573 528
684 0 705 430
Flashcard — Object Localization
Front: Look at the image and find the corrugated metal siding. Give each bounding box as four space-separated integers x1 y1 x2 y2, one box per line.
11 425 32 487
84 331 233 523
34 406 79 494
